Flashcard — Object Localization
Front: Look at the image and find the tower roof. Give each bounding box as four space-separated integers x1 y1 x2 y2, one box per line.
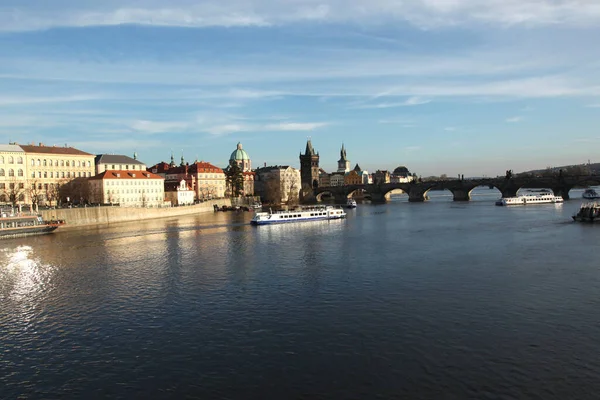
304 139 316 156
230 142 250 161
353 163 361 172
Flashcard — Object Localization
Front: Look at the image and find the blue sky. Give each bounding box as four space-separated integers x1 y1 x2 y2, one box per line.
1 1 600 177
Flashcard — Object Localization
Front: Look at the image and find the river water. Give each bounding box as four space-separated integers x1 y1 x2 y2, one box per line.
2 188 600 399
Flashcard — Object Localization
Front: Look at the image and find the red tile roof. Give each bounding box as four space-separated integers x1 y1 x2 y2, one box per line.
148 161 224 175
89 170 164 180
19 144 93 156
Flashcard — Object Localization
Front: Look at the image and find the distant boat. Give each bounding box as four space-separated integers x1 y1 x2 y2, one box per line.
346 199 357 208
573 202 600 222
582 188 600 199
495 193 564 206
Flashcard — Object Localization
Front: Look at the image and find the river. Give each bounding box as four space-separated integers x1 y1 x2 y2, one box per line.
2 188 600 399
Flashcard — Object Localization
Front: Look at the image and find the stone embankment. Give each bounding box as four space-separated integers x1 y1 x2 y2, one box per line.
39 199 232 228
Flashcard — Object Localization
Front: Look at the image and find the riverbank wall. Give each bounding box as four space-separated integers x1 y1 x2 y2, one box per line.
39 199 232 228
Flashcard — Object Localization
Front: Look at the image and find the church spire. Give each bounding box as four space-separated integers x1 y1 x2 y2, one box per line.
170 151 175 167
180 150 185 166
305 139 315 156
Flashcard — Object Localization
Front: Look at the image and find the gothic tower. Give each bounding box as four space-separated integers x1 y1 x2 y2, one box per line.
337 143 350 173
300 139 320 194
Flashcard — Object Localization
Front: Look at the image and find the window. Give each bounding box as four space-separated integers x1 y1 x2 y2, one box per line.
88 172 91 177
61 160 64 166
38 171 41 178
77 161 81 167
87 161 91 167
62 172 65 178
19 183 24 189
18 169 23 177
8 156 14 164
37 159 40 166
43 159 47 166
66 161 70 167
112 165 115 169
0 183 4 189
67 172 70 178
44 172 47 178
17 157 23 164
50 172 53 178
8 169 14 177
0 169 3 176
72 160 75 167
30 159 34 166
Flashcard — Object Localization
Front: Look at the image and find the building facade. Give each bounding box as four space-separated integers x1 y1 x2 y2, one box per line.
88 170 165 207
373 170 391 185
391 166 415 183
319 168 330 187
148 160 227 200
1 143 95 206
255 166 301 205
164 179 195 206
330 172 345 187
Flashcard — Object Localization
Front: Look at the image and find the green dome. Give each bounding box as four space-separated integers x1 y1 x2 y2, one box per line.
230 142 250 161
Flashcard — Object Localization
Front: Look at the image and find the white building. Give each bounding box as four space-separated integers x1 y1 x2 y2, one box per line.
165 179 195 206
88 170 165 207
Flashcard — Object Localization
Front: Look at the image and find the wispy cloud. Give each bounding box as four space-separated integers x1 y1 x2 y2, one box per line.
3 1 600 31
353 96 431 109
130 120 190 134
506 116 523 123
586 103 600 108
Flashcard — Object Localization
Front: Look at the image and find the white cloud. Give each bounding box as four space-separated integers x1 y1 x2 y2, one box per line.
0 95 103 106
506 116 523 123
3 1 600 31
354 96 431 109
264 122 328 131
586 103 600 108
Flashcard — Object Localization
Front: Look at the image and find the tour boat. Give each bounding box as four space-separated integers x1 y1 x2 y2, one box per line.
573 202 600 222
346 199 357 209
250 205 346 225
582 188 600 199
495 193 564 206
0 211 65 239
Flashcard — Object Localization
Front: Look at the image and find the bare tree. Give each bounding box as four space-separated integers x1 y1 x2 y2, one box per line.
286 178 299 206
27 181 43 208
263 175 281 205
60 177 91 205
2 178 26 207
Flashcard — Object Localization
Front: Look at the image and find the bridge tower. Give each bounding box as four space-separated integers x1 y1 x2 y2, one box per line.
300 139 320 202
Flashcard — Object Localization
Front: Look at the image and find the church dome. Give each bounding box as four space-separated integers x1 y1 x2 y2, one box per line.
393 166 410 175
230 142 250 161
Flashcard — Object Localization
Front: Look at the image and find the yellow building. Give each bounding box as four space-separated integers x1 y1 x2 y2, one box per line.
1 143 95 206
88 170 165 207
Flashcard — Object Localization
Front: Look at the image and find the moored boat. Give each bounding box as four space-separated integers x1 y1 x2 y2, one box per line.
495 193 564 206
250 205 346 225
0 211 65 239
582 188 600 199
346 199 357 208
573 202 600 222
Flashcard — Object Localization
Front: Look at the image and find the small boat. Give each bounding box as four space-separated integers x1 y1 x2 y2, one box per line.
582 188 600 199
0 211 65 239
251 202 263 209
495 193 564 206
346 199 357 208
573 202 600 222
250 205 346 225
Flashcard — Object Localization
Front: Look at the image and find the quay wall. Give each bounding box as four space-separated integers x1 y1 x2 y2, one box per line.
39 199 232 227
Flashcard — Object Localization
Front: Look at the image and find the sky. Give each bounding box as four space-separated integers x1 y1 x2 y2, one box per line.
1 0 600 177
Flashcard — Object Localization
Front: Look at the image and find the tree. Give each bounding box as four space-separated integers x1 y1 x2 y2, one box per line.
263 175 281 205
60 177 91 205
225 162 244 197
286 178 299 206
2 179 26 207
27 181 43 208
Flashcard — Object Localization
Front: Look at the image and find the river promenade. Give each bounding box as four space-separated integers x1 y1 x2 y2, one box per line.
39 199 232 227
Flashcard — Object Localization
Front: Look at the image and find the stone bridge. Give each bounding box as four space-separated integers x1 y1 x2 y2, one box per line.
311 175 600 203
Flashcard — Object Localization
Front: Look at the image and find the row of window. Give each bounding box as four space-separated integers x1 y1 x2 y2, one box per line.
105 180 160 186
106 189 162 194
0 169 23 177
0 169 96 179
0 182 25 189
0 156 23 164
30 159 91 168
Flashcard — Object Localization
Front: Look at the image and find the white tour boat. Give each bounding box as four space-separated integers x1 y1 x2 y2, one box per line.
250 205 346 225
346 199 357 208
582 188 600 200
495 193 564 206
